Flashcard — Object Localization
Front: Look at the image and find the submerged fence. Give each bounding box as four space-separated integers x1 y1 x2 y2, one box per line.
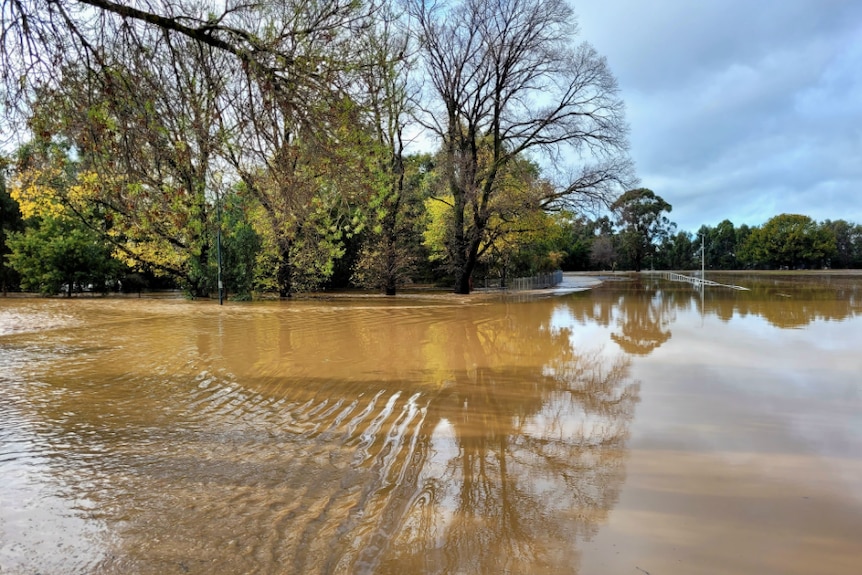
649 271 749 291
509 270 564 291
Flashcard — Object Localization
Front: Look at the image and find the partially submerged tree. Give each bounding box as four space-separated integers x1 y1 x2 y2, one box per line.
7 143 122 295
411 0 633 293
220 81 372 296
22 32 228 296
352 5 417 295
3 0 379 298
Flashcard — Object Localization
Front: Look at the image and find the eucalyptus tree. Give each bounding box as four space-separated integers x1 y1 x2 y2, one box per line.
410 0 633 293
612 188 673 272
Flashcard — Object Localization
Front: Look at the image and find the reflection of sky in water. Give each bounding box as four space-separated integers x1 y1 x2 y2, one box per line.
0 347 111 573
552 290 862 502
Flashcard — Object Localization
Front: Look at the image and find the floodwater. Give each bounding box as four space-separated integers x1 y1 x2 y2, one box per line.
1 273 860 575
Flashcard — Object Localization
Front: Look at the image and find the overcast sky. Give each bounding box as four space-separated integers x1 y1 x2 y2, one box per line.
575 0 862 233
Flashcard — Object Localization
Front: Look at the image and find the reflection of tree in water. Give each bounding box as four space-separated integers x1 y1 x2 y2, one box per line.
654 273 862 329
706 277 862 329
16 298 639 575
563 280 679 356
371 302 640 574
563 275 861 345
23 278 860 573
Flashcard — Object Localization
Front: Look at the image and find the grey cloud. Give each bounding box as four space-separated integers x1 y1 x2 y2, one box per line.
575 0 862 231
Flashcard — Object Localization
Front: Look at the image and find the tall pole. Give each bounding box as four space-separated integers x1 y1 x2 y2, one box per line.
216 191 224 305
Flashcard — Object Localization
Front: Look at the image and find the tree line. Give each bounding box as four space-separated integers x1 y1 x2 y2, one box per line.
3 145 858 299
642 213 861 272
0 0 633 297
592 194 862 272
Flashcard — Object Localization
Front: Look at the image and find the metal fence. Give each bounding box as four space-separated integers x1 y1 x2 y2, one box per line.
509 270 563 291
647 271 749 291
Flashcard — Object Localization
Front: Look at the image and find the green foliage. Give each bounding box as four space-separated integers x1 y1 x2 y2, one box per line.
27 47 221 298
709 219 738 269
352 155 432 293
1 162 25 292
5 142 128 296
7 216 122 296
821 219 862 269
655 231 696 270
652 217 862 272
503 212 594 277
739 214 836 269
421 195 454 265
612 188 674 271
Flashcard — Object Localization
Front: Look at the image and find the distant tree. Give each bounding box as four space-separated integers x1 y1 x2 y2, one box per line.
735 224 753 268
656 230 696 270
710 219 737 269
739 214 836 269
590 234 617 271
821 219 862 269
612 188 674 271
411 0 633 293
555 214 596 271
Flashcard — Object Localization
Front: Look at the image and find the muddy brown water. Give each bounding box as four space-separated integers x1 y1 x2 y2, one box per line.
1 273 860 574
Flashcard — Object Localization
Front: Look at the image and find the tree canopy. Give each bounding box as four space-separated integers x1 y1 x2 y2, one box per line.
612 188 673 272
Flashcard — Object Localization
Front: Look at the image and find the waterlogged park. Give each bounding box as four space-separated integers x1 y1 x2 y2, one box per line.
1 271 861 574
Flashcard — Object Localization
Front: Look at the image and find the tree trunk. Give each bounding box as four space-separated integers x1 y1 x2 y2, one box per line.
454 268 472 294
382 205 399 296
277 240 293 298
190 243 211 299
384 241 397 296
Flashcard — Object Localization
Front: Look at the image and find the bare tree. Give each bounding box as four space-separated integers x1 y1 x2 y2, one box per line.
411 0 634 293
